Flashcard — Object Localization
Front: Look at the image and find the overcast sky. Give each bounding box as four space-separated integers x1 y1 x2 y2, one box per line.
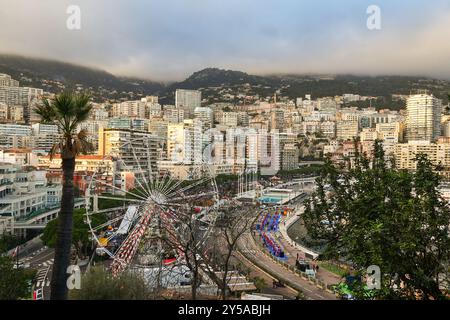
1 0 450 81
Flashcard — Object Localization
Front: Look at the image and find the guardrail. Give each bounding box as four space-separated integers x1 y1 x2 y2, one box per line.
13 200 85 231
279 208 320 259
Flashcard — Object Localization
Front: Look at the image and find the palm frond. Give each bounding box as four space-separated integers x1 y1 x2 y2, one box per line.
74 93 93 121
53 91 76 119
34 99 57 124
49 142 63 161
69 93 93 133
72 129 94 156
36 91 94 159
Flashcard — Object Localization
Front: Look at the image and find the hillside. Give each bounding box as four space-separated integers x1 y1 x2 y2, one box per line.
170 68 279 89
0 54 164 101
1 55 449 108
164 69 450 108
280 74 450 101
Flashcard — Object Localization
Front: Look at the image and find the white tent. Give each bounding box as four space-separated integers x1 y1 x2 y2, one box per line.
116 206 138 235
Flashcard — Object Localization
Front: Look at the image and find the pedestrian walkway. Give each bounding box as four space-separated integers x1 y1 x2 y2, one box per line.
36 258 54 268
279 208 318 258
35 265 51 288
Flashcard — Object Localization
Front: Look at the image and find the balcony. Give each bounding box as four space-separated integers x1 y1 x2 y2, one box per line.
0 180 13 187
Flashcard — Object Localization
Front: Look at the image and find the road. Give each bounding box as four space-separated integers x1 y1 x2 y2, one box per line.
278 193 342 286
238 231 337 300
236 251 299 299
16 236 55 300
234 181 337 300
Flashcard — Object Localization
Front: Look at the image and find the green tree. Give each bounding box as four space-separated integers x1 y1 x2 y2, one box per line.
277 165 323 179
69 266 152 300
42 209 106 259
0 256 36 300
41 219 58 248
296 291 306 300
0 234 22 254
97 194 125 211
251 277 266 293
303 141 450 299
35 91 94 300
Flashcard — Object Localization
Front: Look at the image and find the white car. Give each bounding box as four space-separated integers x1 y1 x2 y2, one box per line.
13 262 30 269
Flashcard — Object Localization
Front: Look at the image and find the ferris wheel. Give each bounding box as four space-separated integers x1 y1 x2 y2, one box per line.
84 136 220 286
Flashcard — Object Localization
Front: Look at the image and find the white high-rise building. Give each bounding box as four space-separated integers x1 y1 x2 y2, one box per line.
0 86 43 107
98 127 160 181
89 105 109 121
163 105 184 123
0 73 19 87
31 123 60 152
148 103 162 119
112 100 146 118
32 124 59 135
406 93 442 142
0 163 48 220
175 89 201 119
0 124 32 136
220 112 238 127
194 107 214 130
336 120 359 141
167 119 203 164
0 74 43 124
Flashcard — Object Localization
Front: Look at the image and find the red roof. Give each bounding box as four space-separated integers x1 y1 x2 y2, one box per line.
41 154 112 160
163 258 177 266
2 148 33 153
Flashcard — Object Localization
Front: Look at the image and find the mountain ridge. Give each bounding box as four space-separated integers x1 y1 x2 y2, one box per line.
1 54 449 105
0 54 165 101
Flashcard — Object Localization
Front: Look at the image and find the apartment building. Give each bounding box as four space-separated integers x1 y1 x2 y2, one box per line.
406 93 442 142
98 127 160 182
394 140 450 177
112 100 147 118
220 112 239 127
0 149 39 166
281 143 299 171
163 105 184 124
167 119 203 164
0 86 43 107
194 107 214 130
0 163 48 220
336 120 359 141
175 89 201 119
0 74 19 87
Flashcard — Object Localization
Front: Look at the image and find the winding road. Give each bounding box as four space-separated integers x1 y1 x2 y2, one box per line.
238 229 337 300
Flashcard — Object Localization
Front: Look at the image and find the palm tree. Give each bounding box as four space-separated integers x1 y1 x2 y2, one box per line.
35 91 93 300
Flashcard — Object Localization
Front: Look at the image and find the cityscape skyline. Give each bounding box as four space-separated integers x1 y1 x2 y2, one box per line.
1 0 450 81
1 1 450 305
1 59 450 302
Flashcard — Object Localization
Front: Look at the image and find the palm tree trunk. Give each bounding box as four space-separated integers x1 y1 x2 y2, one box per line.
50 155 75 300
